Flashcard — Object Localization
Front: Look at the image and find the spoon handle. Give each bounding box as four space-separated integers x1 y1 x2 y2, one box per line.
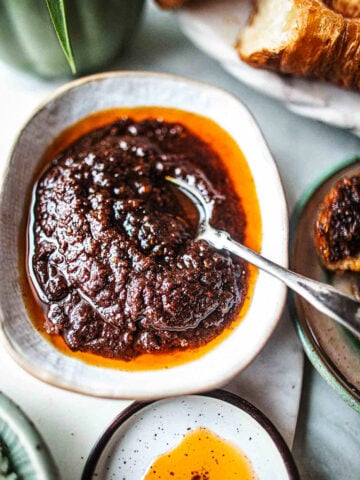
201 226 360 337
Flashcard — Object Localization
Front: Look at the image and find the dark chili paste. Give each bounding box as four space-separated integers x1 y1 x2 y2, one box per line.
315 174 360 270
29 118 248 360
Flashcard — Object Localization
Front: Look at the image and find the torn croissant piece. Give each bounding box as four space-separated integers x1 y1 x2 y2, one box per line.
325 0 360 18
314 174 360 272
237 0 360 91
156 0 189 8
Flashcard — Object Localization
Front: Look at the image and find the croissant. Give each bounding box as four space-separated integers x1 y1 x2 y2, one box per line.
314 174 360 272
155 0 189 8
237 0 360 91
325 0 360 18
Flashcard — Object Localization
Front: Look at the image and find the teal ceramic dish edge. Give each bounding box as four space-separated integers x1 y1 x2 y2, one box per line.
0 392 60 479
289 156 360 414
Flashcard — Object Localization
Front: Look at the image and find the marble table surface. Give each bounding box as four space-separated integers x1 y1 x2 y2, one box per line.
0 3 359 479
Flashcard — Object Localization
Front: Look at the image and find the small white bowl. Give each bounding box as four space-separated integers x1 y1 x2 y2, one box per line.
82 390 299 479
0 72 287 399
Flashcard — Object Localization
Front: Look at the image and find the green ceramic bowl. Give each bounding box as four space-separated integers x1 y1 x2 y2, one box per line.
0 0 145 78
0 392 59 479
290 158 360 413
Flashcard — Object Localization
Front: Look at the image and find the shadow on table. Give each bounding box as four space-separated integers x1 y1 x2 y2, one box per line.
293 360 360 480
113 4 193 74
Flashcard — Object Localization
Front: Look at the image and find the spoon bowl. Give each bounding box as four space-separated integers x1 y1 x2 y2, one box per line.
166 176 360 338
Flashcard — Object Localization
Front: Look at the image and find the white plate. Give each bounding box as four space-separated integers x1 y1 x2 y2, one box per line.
82 391 299 479
177 0 360 137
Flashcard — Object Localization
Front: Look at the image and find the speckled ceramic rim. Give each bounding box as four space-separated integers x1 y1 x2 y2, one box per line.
289 157 360 413
81 389 300 480
0 391 59 479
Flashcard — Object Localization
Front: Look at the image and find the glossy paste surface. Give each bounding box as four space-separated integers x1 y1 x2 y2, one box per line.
21 107 261 370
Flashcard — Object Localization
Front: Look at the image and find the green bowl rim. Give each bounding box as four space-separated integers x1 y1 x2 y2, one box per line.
289 156 360 413
0 391 60 479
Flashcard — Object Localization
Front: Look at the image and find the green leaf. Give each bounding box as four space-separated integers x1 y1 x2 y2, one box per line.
45 0 76 74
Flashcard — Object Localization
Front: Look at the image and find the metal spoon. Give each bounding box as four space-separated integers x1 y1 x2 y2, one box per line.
166 175 360 337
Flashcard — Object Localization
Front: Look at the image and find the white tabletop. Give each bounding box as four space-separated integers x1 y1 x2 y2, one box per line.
0 3 360 479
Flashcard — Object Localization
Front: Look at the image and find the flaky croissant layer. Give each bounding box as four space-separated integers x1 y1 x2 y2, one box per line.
326 0 360 18
155 0 189 8
238 0 360 91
